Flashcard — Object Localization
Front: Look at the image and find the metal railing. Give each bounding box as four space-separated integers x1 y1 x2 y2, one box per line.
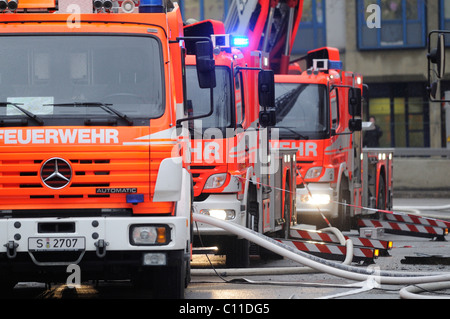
392 148 450 158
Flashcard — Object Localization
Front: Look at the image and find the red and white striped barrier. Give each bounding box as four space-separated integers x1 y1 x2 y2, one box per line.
277 239 377 264
289 229 392 252
357 218 448 241
385 211 450 229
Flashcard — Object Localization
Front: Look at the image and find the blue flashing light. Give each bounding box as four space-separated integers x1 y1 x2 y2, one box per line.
139 0 163 13
126 194 145 205
329 60 343 70
232 36 249 48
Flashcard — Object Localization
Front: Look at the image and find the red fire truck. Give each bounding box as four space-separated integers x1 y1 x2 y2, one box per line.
273 47 393 230
184 19 297 267
0 0 219 298
225 0 393 231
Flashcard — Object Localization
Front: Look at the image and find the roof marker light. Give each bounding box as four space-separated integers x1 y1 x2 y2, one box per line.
93 0 112 12
0 0 7 11
7 0 18 11
93 0 103 10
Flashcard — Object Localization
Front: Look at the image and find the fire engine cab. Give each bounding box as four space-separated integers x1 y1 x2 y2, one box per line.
0 0 215 298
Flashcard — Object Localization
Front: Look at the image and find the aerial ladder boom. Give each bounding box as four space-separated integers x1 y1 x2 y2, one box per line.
224 0 303 74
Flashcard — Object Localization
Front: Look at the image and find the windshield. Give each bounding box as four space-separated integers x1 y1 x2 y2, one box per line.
0 35 164 126
274 83 328 139
186 66 232 133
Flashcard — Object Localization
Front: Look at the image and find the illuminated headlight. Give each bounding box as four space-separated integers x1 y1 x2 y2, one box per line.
304 167 323 179
200 209 236 220
299 194 331 206
204 173 227 189
130 225 169 245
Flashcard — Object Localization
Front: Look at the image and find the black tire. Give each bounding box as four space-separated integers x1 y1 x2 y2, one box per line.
0 275 16 298
225 186 258 268
134 255 188 299
332 181 351 231
377 174 386 210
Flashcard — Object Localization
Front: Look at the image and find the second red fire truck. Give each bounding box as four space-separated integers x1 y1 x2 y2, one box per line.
273 47 393 231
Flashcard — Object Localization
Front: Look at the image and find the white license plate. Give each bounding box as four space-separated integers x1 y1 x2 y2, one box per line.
28 237 85 251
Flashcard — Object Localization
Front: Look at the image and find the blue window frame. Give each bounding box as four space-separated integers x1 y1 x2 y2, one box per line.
291 0 326 54
179 0 230 22
357 0 426 50
440 0 450 43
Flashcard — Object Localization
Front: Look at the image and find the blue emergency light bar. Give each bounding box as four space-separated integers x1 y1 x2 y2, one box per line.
329 60 343 70
231 36 249 48
126 194 144 204
139 0 163 13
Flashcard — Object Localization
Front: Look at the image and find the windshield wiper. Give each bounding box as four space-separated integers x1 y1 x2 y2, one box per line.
273 126 309 140
0 102 44 126
45 102 134 126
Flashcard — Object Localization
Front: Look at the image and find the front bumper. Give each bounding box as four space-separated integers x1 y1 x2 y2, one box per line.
0 216 189 267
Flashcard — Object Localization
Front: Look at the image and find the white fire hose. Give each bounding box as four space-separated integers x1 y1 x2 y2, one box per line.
193 213 450 298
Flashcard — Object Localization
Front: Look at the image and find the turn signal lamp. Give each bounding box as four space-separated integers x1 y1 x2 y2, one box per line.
204 173 227 189
156 227 166 244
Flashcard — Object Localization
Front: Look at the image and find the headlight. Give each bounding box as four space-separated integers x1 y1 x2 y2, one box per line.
304 167 322 179
130 225 170 245
200 209 236 220
204 173 227 189
299 194 331 206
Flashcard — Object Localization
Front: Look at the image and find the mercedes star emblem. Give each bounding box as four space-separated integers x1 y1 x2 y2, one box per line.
40 158 73 189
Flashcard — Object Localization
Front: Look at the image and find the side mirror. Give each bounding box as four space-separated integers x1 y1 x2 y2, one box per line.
258 70 275 108
428 33 446 79
348 87 362 117
429 81 439 100
349 119 362 132
258 70 276 127
259 109 276 128
195 41 216 89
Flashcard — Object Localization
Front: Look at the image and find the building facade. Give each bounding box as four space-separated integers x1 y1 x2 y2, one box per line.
179 0 448 149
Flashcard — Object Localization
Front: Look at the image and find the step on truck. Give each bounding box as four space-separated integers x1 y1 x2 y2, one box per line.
0 0 215 298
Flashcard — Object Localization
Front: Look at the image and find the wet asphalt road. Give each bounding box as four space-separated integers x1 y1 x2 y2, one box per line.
5 197 450 300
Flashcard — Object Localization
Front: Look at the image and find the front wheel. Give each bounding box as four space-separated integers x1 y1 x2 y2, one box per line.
332 183 351 231
133 253 188 299
377 175 386 210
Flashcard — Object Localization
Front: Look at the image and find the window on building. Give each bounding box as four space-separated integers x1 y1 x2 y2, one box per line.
366 83 429 148
357 0 426 50
291 0 326 54
439 0 450 45
180 0 229 22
